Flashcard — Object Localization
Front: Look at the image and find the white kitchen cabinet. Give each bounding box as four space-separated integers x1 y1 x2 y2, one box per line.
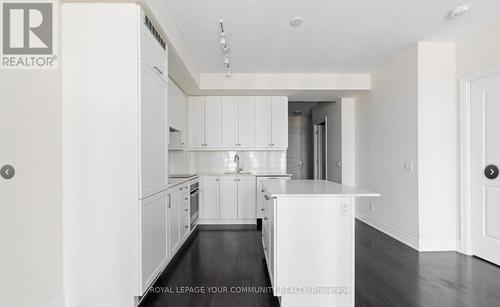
187 95 286 150
220 176 238 219
141 191 168 292
254 96 288 149
168 189 181 256
221 96 239 148
140 62 168 199
188 96 205 148
168 78 186 147
255 96 273 148
202 176 220 219
271 96 288 148
237 176 256 218
204 96 222 148
238 96 255 147
62 4 170 305
256 176 291 218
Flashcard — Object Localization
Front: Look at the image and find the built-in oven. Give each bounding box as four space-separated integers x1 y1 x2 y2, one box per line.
190 181 199 230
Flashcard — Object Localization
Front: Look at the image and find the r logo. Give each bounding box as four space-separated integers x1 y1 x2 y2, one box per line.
2 2 53 54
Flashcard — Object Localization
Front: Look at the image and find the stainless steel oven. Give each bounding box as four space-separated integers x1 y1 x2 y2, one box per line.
190 181 199 229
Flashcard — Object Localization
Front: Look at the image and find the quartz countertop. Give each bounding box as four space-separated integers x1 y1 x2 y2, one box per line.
198 172 291 177
168 176 198 188
262 180 380 198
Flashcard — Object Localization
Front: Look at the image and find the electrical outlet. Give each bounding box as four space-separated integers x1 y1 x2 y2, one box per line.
341 202 350 216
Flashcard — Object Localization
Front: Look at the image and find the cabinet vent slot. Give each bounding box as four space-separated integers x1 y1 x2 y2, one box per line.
145 16 166 50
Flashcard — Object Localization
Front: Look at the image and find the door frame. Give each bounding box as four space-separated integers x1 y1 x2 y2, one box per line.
459 64 500 255
313 117 328 180
287 131 306 179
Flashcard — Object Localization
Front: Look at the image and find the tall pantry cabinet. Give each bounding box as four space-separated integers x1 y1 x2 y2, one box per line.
62 3 168 307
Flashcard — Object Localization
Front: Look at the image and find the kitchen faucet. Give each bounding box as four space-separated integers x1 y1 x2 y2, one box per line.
234 154 241 173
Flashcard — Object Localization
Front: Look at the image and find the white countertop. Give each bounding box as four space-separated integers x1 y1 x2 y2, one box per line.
198 172 291 177
262 180 380 197
168 176 198 188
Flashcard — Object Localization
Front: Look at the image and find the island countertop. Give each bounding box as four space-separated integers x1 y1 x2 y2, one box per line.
262 179 380 198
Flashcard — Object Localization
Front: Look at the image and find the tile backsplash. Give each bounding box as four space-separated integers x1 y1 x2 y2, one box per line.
169 150 287 175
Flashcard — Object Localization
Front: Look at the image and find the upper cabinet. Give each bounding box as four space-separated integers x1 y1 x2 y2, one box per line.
188 96 287 150
188 96 222 148
255 96 288 149
168 78 186 148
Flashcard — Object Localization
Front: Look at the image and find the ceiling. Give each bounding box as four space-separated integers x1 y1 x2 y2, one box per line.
165 0 499 74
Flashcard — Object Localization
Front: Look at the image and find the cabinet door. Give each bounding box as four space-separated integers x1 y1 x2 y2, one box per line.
238 176 256 218
141 192 167 292
238 96 255 148
255 96 272 148
204 96 222 148
221 96 239 148
188 96 205 148
220 176 238 219
179 92 186 147
140 63 168 199
202 176 220 219
168 190 181 256
271 96 288 148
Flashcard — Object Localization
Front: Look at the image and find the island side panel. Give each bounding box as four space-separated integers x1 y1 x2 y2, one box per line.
275 196 354 307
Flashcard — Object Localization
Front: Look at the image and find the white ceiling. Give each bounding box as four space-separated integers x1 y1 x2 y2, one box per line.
164 0 499 74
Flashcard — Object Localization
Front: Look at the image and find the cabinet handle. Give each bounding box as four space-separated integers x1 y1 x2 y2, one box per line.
153 66 163 75
185 197 189 200
185 225 189 229
168 194 171 208
185 208 189 212
264 195 269 200
264 217 268 221
261 208 265 211
261 189 264 192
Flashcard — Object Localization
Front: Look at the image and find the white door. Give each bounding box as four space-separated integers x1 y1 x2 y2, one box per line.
201 176 220 219
204 96 222 148
287 133 305 179
471 70 500 265
140 63 168 199
141 191 167 292
271 96 288 148
221 96 239 148
220 176 238 219
237 176 256 218
188 96 205 148
168 190 181 255
255 96 272 148
238 96 255 147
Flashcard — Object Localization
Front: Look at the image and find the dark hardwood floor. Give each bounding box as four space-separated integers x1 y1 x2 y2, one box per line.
140 221 500 307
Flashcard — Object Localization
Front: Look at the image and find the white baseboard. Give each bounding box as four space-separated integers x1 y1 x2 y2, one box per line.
47 294 65 307
418 239 459 252
198 218 256 225
356 212 419 251
356 212 459 252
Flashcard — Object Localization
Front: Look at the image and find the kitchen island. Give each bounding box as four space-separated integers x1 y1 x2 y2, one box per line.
260 180 380 307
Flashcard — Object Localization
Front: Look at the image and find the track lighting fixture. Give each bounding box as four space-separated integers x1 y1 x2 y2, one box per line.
219 19 231 77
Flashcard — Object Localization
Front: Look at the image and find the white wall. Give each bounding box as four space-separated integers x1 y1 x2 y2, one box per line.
0 64 63 307
312 102 342 183
355 45 420 248
341 98 355 187
417 42 458 251
455 18 500 78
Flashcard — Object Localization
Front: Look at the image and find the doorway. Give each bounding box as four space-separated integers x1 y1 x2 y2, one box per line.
287 102 316 179
460 65 500 266
288 132 305 179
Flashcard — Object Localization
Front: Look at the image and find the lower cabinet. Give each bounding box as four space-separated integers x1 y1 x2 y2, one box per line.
220 176 238 219
141 191 168 293
168 189 180 256
200 175 257 222
256 176 291 218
